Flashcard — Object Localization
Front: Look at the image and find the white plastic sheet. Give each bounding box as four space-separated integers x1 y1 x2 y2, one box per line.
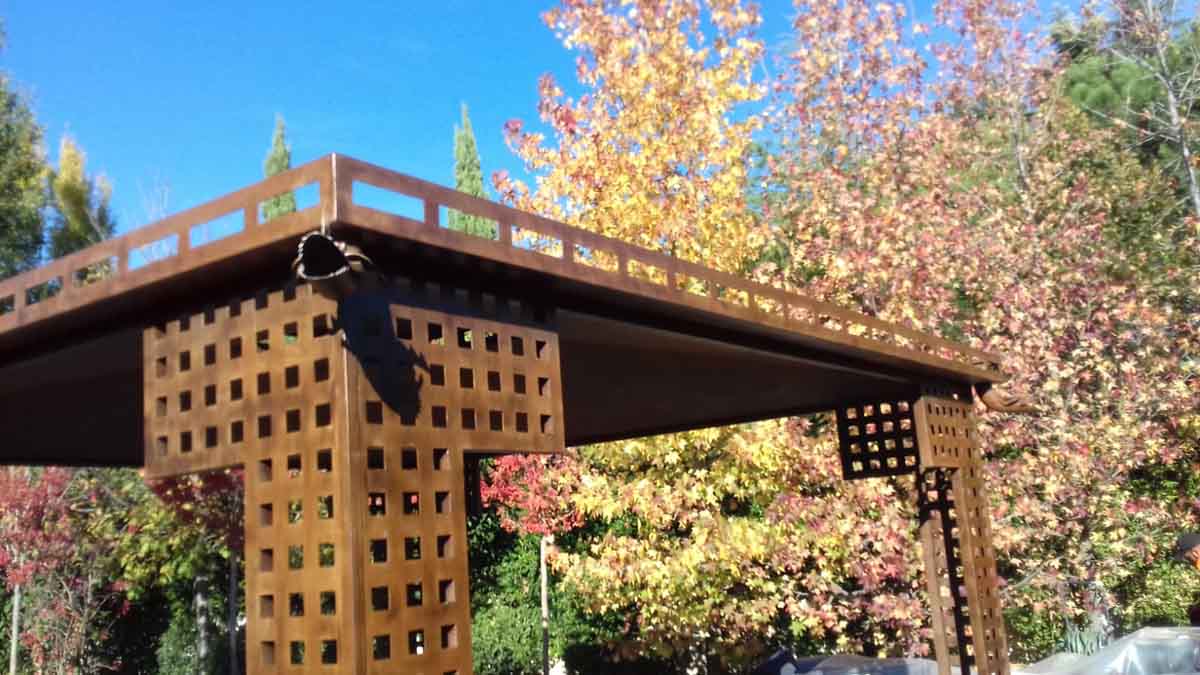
1015 628 1200 675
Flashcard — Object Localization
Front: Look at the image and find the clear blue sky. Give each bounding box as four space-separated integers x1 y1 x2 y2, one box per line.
1 1 798 234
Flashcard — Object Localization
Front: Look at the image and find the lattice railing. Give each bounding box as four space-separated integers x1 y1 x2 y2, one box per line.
0 154 1003 380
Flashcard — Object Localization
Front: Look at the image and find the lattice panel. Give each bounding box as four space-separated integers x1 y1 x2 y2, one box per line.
144 276 566 675
918 468 973 675
953 454 1009 675
344 277 563 675
913 396 978 469
834 400 919 480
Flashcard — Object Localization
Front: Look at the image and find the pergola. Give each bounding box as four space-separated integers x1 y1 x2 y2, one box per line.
0 155 1011 675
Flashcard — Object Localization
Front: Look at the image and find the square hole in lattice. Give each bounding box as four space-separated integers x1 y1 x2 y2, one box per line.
317 495 333 519
408 630 425 656
320 591 335 615
441 624 458 649
289 641 304 665
371 586 389 611
155 356 168 378
260 548 274 572
402 492 419 515
287 453 301 477
404 537 421 560
155 436 168 456
228 297 243 317
288 499 302 524
257 415 272 438
429 363 445 386
432 406 447 428
459 367 474 388
536 339 548 359
372 635 390 661
257 458 272 482
406 582 423 606
285 365 300 389
179 391 192 412
369 492 387 516
489 410 503 431
368 447 385 470
284 322 299 344
435 491 450 514
321 640 337 665
538 377 551 397
283 283 298 302
511 336 525 356
315 403 332 427
288 545 303 569
313 314 334 338
461 409 476 430
256 330 270 352
254 292 268 310
319 543 335 567
257 372 270 395
289 592 304 617
230 378 243 401
438 579 455 604
316 448 332 472
541 415 554 434
180 431 193 453
436 535 451 559
485 331 499 352
395 316 413 340
259 503 273 527
203 343 216 366
286 409 301 433
229 336 242 359
486 370 501 391
313 357 330 382
513 373 527 394
204 384 217 407
428 322 444 345
261 642 275 666
365 401 383 424
259 594 274 618
179 351 191 372
457 327 474 349
370 539 388 564
516 413 529 433
433 448 449 471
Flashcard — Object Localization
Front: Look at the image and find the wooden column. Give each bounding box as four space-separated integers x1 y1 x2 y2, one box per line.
144 278 565 675
834 392 1011 675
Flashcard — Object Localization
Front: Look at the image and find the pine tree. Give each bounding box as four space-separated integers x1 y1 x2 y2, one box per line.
261 115 296 222
448 104 495 238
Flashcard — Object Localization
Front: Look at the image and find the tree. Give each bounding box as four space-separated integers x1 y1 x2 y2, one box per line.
1056 0 1200 219
0 28 47 280
494 0 766 276
47 135 115 261
448 103 496 238
261 115 296 221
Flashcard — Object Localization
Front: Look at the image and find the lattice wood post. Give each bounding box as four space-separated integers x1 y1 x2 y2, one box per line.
144 278 564 675
835 392 1010 675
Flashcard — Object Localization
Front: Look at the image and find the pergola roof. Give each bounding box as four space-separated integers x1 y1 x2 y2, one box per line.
0 154 1004 466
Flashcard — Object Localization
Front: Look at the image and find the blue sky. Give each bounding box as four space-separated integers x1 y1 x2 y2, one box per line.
1 1 799 234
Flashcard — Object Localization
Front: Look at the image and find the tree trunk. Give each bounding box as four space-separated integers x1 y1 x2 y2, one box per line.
540 536 550 675
8 582 20 675
196 574 209 674
228 554 240 675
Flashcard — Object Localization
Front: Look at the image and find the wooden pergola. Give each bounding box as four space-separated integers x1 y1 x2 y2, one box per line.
0 155 1011 675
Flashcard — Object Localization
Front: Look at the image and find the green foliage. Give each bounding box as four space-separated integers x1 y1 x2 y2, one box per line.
155 603 227 675
449 103 496 238
261 114 296 221
0 65 47 279
1005 606 1065 664
1114 561 1200 632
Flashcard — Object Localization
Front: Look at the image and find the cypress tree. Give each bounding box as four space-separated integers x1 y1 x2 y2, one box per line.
261 115 296 222
449 104 495 238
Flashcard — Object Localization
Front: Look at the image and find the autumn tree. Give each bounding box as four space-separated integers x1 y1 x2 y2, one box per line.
262 115 296 221
47 135 115 260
